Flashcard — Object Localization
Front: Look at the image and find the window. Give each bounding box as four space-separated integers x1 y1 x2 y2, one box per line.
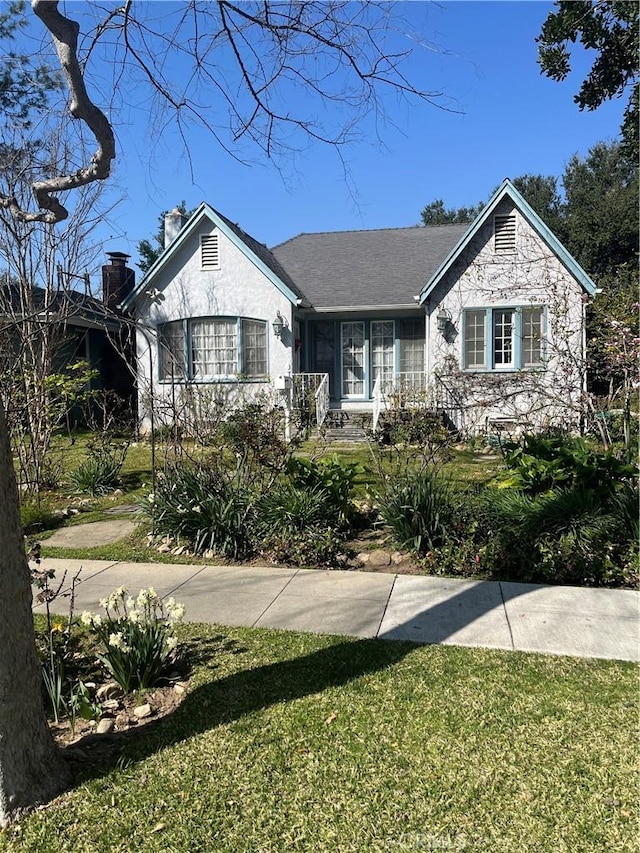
463 310 486 370
241 319 267 376
158 321 185 380
521 307 543 367
192 319 237 377
158 317 267 380
494 214 516 253
200 233 220 269
462 307 544 371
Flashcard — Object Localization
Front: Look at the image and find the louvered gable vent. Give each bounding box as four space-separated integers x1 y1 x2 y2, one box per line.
494 214 516 253
201 233 220 269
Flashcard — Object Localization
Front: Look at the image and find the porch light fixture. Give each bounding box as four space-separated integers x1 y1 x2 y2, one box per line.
272 310 287 338
437 307 452 334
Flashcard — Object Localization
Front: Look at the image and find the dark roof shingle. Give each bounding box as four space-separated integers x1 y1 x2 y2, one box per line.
271 224 469 309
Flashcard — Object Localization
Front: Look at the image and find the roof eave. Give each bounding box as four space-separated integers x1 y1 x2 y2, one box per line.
121 203 301 310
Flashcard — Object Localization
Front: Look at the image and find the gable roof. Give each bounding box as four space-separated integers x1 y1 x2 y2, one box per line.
419 178 597 302
121 203 306 310
271 224 468 310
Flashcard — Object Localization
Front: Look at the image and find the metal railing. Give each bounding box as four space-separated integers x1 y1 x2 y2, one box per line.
372 375 383 433
314 374 329 428
291 372 330 428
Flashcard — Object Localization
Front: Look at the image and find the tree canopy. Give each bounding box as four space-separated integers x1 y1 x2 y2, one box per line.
537 1 639 158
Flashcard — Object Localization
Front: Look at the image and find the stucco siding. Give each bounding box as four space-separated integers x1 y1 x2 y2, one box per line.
134 220 295 430
426 200 586 433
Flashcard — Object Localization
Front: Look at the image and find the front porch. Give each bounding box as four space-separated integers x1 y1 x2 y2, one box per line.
290 371 455 439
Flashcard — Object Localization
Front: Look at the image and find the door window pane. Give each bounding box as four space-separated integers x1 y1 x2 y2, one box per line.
341 322 365 397
371 321 395 392
399 318 425 387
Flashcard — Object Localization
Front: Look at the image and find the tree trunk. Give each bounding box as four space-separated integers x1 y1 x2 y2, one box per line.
0 400 69 825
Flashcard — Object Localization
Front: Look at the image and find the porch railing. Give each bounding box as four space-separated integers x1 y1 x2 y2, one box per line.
372 375 383 433
291 372 330 428
314 374 329 428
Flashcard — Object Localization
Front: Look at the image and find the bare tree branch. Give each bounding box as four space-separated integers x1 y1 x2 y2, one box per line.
0 0 115 224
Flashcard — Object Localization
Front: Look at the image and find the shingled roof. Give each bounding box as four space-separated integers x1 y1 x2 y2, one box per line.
214 208 307 303
271 224 469 309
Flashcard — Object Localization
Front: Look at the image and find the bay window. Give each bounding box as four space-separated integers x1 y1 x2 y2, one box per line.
158 317 268 381
462 306 544 371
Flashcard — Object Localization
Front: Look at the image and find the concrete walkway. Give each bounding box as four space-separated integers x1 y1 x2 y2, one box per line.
34 558 640 662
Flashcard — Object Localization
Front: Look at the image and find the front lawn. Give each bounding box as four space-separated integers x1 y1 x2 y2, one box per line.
2 623 637 852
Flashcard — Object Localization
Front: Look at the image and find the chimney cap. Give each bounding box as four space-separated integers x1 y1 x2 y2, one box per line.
106 251 131 266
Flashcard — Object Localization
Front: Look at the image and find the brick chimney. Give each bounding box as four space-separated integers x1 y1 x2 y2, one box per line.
102 251 135 311
164 208 186 248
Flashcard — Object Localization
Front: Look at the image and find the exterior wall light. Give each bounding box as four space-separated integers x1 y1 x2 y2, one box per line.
272 310 287 338
437 308 452 334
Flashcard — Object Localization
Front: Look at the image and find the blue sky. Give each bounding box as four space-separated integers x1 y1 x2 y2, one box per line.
58 1 627 265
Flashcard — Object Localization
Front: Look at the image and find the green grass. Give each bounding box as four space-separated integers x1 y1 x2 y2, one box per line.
2 624 637 852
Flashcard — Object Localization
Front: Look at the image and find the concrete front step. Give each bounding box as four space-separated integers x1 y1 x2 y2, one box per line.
321 410 372 442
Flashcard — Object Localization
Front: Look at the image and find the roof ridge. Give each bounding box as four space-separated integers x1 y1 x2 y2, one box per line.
271 222 466 250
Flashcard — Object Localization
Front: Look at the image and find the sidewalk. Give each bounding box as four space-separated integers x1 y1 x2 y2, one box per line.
34 558 640 662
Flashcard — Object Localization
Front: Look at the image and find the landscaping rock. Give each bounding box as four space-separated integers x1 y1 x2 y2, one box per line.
391 552 405 565
96 681 123 701
96 718 114 734
133 703 153 719
356 552 370 565
367 550 392 568
156 543 171 553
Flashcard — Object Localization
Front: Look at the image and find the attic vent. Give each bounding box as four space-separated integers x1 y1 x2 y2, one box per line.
494 214 516 253
200 233 220 269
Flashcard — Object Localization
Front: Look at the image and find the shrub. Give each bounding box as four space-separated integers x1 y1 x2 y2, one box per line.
219 402 290 471
67 442 128 495
81 587 185 693
254 479 349 567
500 433 637 495
468 483 640 586
20 497 59 533
377 469 455 556
141 463 255 558
256 481 340 534
286 454 359 523
259 526 348 568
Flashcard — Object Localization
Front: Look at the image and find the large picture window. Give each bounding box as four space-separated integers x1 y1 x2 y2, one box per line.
158 317 268 381
462 306 544 371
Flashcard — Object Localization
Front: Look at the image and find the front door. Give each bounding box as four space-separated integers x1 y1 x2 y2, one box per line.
341 321 365 398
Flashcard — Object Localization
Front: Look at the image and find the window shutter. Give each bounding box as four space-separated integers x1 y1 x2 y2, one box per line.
494 214 516 253
200 234 220 269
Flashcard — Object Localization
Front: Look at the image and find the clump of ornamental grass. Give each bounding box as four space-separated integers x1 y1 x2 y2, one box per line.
81 587 185 693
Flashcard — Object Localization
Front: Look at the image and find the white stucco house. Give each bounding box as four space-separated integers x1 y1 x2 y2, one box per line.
121 179 596 436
